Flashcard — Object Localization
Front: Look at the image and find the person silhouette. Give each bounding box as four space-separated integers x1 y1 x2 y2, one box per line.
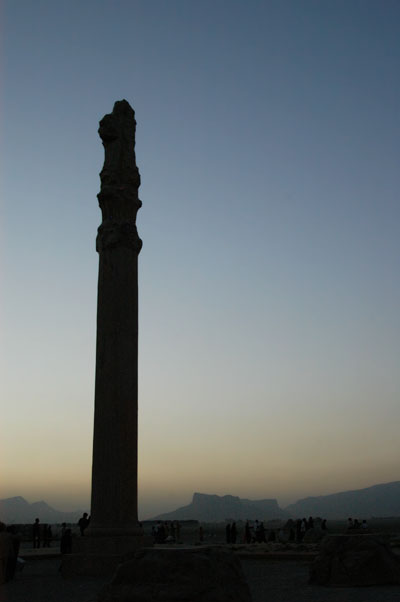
245 521 251 544
78 512 90 536
225 523 231 544
32 518 41 548
60 527 72 554
231 522 237 544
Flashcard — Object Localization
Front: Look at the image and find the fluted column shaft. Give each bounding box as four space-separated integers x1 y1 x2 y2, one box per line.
88 100 142 537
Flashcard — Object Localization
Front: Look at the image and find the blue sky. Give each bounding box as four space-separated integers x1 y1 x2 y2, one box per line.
1 0 399 518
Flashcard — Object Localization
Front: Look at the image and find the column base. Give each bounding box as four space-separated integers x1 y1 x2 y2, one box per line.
61 534 153 577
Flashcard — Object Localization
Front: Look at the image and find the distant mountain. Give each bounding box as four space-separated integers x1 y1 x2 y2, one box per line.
5 481 399 524
152 492 288 521
0 496 82 524
285 481 400 519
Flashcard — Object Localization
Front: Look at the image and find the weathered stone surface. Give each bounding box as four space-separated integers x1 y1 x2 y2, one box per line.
89 100 143 540
97 99 142 221
98 547 252 602
309 534 400 586
62 101 147 577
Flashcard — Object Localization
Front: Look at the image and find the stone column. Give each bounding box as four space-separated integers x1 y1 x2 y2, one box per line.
62 100 148 577
88 99 143 538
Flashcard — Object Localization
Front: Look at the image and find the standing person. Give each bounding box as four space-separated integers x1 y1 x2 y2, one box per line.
347 518 354 530
43 524 52 547
256 522 263 543
244 521 251 544
60 527 72 554
231 522 237 544
225 522 231 544
157 522 166 543
47 525 52 547
164 522 170 539
155 521 161 543
296 519 302 542
78 512 90 536
259 521 266 543
175 521 181 543
42 524 49 547
253 520 260 543
60 523 67 553
32 518 40 548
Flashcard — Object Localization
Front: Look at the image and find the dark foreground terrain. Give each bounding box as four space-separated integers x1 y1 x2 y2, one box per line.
2 555 400 602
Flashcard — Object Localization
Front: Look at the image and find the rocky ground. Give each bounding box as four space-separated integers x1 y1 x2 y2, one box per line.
242 559 400 602
2 554 400 602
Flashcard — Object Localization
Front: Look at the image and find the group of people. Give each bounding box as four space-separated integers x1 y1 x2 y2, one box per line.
152 520 181 544
294 516 327 541
223 516 328 545
227 520 271 544
347 518 368 530
245 520 269 543
31 512 90 554
226 521 238 543
32 518 53 548
60 512 91 554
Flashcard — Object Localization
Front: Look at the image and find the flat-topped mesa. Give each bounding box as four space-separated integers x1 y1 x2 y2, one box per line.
97 99 142 222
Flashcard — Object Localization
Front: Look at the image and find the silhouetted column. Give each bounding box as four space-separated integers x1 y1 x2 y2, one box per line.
88 100 143 537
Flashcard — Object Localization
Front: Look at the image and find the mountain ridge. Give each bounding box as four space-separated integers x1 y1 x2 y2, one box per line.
0 496 83 524
285 481 400 519
2 481 399 523
152 481 400 521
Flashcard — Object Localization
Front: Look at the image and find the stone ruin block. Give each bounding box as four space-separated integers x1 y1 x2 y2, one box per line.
98 547 251 602
310 533 400 586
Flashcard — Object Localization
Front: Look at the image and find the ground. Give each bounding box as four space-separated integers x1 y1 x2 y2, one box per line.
2 553 400 602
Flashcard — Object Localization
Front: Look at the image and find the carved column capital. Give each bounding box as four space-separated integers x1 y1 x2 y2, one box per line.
96 220 142 253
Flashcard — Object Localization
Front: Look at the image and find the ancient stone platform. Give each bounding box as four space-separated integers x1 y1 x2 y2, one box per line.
97 547 252 602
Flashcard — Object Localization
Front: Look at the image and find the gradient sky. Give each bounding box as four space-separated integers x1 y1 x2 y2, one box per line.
1 0 399 519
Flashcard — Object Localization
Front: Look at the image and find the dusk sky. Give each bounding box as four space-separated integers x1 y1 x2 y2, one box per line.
1 0 399 519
